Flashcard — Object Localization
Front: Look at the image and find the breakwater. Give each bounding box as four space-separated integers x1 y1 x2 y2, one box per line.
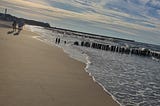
73 41 160 60
51 27 160 60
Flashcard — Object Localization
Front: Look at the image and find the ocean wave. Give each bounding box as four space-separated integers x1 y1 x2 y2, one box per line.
26 25 160 106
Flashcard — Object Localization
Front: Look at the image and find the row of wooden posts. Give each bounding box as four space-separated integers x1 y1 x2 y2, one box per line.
74 41 160 60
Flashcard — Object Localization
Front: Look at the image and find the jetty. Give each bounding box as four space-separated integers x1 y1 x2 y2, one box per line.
50 28 160 60
74 41 160 60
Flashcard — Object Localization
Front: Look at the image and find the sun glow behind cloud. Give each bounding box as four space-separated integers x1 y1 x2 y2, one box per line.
0 0 160 45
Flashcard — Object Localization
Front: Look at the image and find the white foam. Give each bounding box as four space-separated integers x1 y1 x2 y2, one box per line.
26 25 122 105
26 25 160 106
84 54 122 106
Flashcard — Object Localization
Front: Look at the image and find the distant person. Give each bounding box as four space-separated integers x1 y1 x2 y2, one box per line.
13 19 25 35
12 20 17 32
18 19 24 32
14 19 25 35
58 38 60 44
55 38 58 44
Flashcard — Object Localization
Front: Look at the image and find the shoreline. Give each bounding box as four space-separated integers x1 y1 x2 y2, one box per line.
0 20 118 106
25 23 160 106
84 56 122 106
32 33 122 106
29 28 121 105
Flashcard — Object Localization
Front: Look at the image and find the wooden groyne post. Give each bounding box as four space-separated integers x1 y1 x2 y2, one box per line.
73 41 160 60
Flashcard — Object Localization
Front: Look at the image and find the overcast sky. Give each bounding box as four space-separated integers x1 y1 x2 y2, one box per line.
0 0 160 45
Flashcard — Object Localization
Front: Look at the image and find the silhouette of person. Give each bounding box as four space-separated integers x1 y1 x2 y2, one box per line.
13 19 25 35
18 19 24 33
55 38 58 44
58 38 60 44
12 20 17 32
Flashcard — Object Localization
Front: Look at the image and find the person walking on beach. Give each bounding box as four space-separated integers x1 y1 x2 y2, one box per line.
13 19 25 35
12 20 17 32
14 19 24 35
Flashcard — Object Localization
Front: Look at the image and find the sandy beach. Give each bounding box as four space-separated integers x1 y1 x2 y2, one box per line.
0 20 119 106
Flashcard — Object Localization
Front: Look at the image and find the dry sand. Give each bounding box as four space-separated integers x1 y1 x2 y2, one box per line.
0 20 119 106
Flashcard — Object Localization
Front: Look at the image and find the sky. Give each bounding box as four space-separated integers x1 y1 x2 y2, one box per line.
0 0 160 45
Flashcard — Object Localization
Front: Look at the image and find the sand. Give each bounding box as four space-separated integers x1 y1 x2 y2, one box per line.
0 20 119 106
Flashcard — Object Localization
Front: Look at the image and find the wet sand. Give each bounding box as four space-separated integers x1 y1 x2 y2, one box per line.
0 20 119 106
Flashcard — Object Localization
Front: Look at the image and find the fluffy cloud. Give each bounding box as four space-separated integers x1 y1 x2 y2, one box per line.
0 0 160 45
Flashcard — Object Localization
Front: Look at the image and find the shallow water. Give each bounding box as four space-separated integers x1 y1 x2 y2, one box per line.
26 25 160 106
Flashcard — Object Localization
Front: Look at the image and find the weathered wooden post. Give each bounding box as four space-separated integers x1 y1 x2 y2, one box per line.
98 44 102 49
91 43 95 48
110 46 115 52
74 41 79 46
95 43 98 49
101 45 106 50
158 53 160 59
119 47 122 53
105 45 109 51
115 46 119 52
84 42 91 47
81 41 84 46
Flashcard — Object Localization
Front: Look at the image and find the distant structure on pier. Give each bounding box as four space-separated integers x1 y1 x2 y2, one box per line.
5 8 7 15
4 8 7 18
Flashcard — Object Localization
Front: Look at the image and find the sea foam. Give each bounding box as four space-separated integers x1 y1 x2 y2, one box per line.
25 25 160 106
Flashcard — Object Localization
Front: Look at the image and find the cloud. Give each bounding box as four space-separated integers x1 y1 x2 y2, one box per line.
0 0 160 45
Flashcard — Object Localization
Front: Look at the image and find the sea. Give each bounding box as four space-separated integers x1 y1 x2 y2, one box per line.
25 25 160 106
